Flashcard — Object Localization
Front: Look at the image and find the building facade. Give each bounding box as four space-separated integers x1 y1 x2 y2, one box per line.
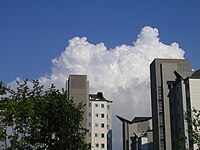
67 75 112 150
150 58 192 150
168 70 200 150
184 71 200 150
87 92 112 150
67 75 89 130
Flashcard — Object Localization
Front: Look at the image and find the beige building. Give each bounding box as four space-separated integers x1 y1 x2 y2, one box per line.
67 75 89 130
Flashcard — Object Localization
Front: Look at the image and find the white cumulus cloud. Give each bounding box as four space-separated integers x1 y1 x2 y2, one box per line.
11 26 185 150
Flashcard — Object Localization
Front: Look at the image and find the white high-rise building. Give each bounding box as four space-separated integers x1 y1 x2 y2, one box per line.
67 75 112 150
87 92 112 150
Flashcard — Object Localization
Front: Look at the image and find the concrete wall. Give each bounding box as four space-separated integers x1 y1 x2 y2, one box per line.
150 58 191 150
67 75 89 139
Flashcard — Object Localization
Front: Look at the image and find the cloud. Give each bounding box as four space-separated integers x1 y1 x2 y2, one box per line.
11 26 185 150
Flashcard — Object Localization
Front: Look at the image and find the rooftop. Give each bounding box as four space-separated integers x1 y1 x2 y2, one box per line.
89 92 112 102
116 115 152 124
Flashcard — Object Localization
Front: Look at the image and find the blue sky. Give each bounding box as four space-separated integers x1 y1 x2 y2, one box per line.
1 1 200 149
1 0 200 83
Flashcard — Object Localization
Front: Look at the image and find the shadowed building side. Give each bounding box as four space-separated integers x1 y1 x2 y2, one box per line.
168 70 200 150
150 58 191 150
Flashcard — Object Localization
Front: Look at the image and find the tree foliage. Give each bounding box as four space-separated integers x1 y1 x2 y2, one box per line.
0 80 90 150
185 107 200 149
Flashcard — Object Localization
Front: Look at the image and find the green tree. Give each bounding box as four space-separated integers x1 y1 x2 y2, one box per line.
185 107 200 149
0 80 90 150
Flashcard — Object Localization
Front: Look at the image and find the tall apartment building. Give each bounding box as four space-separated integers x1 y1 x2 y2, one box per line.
88 92 112 150
150 58 191 150
67 75 112 150
168 70 200 150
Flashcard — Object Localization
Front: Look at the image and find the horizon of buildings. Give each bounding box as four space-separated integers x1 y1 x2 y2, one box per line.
65 58 200 150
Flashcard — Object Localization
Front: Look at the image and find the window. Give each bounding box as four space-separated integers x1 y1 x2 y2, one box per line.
96 113 98 117
95 104 98 107
160 140 165 150
107 105 110 110
101 133 104 138
107 124 110 129
95 123 98 127
88 132 91 137
159 101 163 113
107 114 109 119
126 140 129 149
159 114 164 126
89 103 91 107
101 104 104 108
96 143 99 147
88 112 91 117
101 114 104 118
101 143 105 148
176 87 179 92
160 127 164 140
88 122 91 127
101 123 105 128
95 133 98 137
158 86 163 100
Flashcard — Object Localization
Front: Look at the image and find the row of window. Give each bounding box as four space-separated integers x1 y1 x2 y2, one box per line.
95 143 111 149
96 143 105 148
88 122 105 128
88 133 105 138
88 133 111 138
88 113 110 119
88 103 111 110
88 143 110 149
88 122 110 129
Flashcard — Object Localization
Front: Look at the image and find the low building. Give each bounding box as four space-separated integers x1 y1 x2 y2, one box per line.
116 115 152 150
